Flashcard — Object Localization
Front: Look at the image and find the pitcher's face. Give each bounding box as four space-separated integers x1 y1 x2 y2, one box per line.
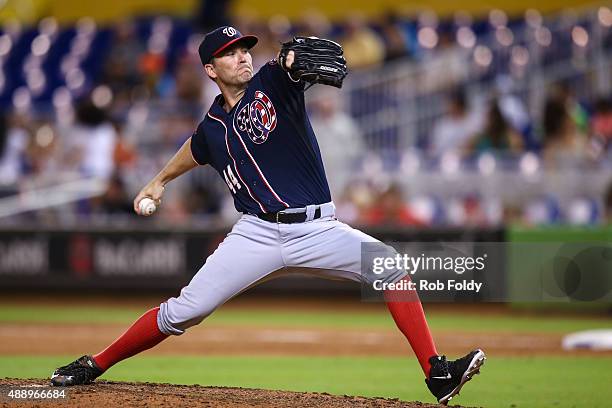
206 44 253 87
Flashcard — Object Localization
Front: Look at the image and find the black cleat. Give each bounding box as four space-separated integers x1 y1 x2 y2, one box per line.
425 349 486 405
50 355 103 386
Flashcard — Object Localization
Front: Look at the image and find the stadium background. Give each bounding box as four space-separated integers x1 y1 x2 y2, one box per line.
0 0 611 407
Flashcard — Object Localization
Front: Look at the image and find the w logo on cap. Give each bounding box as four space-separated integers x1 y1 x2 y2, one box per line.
222 27 237 37
198 26 258 66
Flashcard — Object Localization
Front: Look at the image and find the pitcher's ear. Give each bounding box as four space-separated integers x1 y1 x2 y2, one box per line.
204 63 217 80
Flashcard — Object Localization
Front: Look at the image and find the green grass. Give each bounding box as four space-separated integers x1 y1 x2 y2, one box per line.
2 302 609 407
1 355 610 408
0 306 142 324
0 305 609 333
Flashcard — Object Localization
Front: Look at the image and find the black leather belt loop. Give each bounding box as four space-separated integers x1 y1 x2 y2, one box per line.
257 207 322 224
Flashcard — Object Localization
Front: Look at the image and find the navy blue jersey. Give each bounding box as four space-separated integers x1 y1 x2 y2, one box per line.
190 60 331 214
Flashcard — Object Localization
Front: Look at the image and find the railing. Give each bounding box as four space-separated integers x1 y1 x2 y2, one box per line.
0 176 107 219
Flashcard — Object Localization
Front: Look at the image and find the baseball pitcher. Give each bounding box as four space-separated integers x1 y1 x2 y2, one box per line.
50 26 485 405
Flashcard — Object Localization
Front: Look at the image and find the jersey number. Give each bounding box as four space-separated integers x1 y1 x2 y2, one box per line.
223 164 242 194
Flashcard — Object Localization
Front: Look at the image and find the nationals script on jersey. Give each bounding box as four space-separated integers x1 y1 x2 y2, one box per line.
190 60 331 214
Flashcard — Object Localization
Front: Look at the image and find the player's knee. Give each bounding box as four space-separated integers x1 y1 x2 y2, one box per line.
157 296 219 336
366 244 407 284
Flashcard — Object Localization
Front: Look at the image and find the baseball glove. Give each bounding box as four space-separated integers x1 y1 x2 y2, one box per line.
279 37 348 89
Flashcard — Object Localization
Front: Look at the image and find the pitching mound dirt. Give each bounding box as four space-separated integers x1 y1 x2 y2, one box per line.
0 378 463 408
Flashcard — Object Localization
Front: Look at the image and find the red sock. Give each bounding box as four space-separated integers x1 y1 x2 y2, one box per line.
384 276 438 377
92 307 168 371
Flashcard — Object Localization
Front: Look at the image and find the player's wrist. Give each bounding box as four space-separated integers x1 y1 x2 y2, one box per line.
278 51 294 71
154 174 171 189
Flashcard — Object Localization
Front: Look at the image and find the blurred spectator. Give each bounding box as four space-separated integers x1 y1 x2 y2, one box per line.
461 194 491 227
495 76 533 146
91 173 133 215
409 195 444 225
542 95 587 166
103 19 146 99
22 121 58 180
140 50 166 96
348 78 402 153
590 97 612 150
430 89 483 155
0 112 28 188
297 10 332 38
0 113 6 176
468 100 523 154
605 182 612 223
361 183 425 227
267 14 292 46
251 22 278 69
334 182 376 224
159 53 205 108
420 31 470 92
182 184 222 216
339 13 385 70
554 82 589 135
446 194 493 227
159 110 198 145
112 124 137 171
62 98 117 181
152 180 223 224
309 88 363 196
378 11 410 62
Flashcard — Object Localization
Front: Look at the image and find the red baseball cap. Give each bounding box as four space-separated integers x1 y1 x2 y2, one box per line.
198 26 258 66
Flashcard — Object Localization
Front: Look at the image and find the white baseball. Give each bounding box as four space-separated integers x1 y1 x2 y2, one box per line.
138 197 157 216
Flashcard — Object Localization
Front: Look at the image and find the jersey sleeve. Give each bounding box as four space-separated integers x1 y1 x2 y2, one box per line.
189 122 210 165
259 59 306 95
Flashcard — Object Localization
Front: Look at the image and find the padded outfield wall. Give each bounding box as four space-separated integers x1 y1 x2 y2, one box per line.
0 226 502 292
1 225 610 307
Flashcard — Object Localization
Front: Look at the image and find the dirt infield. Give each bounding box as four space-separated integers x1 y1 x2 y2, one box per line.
0 379 450 408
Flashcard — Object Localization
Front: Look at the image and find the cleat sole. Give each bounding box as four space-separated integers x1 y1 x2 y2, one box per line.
439 349 486 406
